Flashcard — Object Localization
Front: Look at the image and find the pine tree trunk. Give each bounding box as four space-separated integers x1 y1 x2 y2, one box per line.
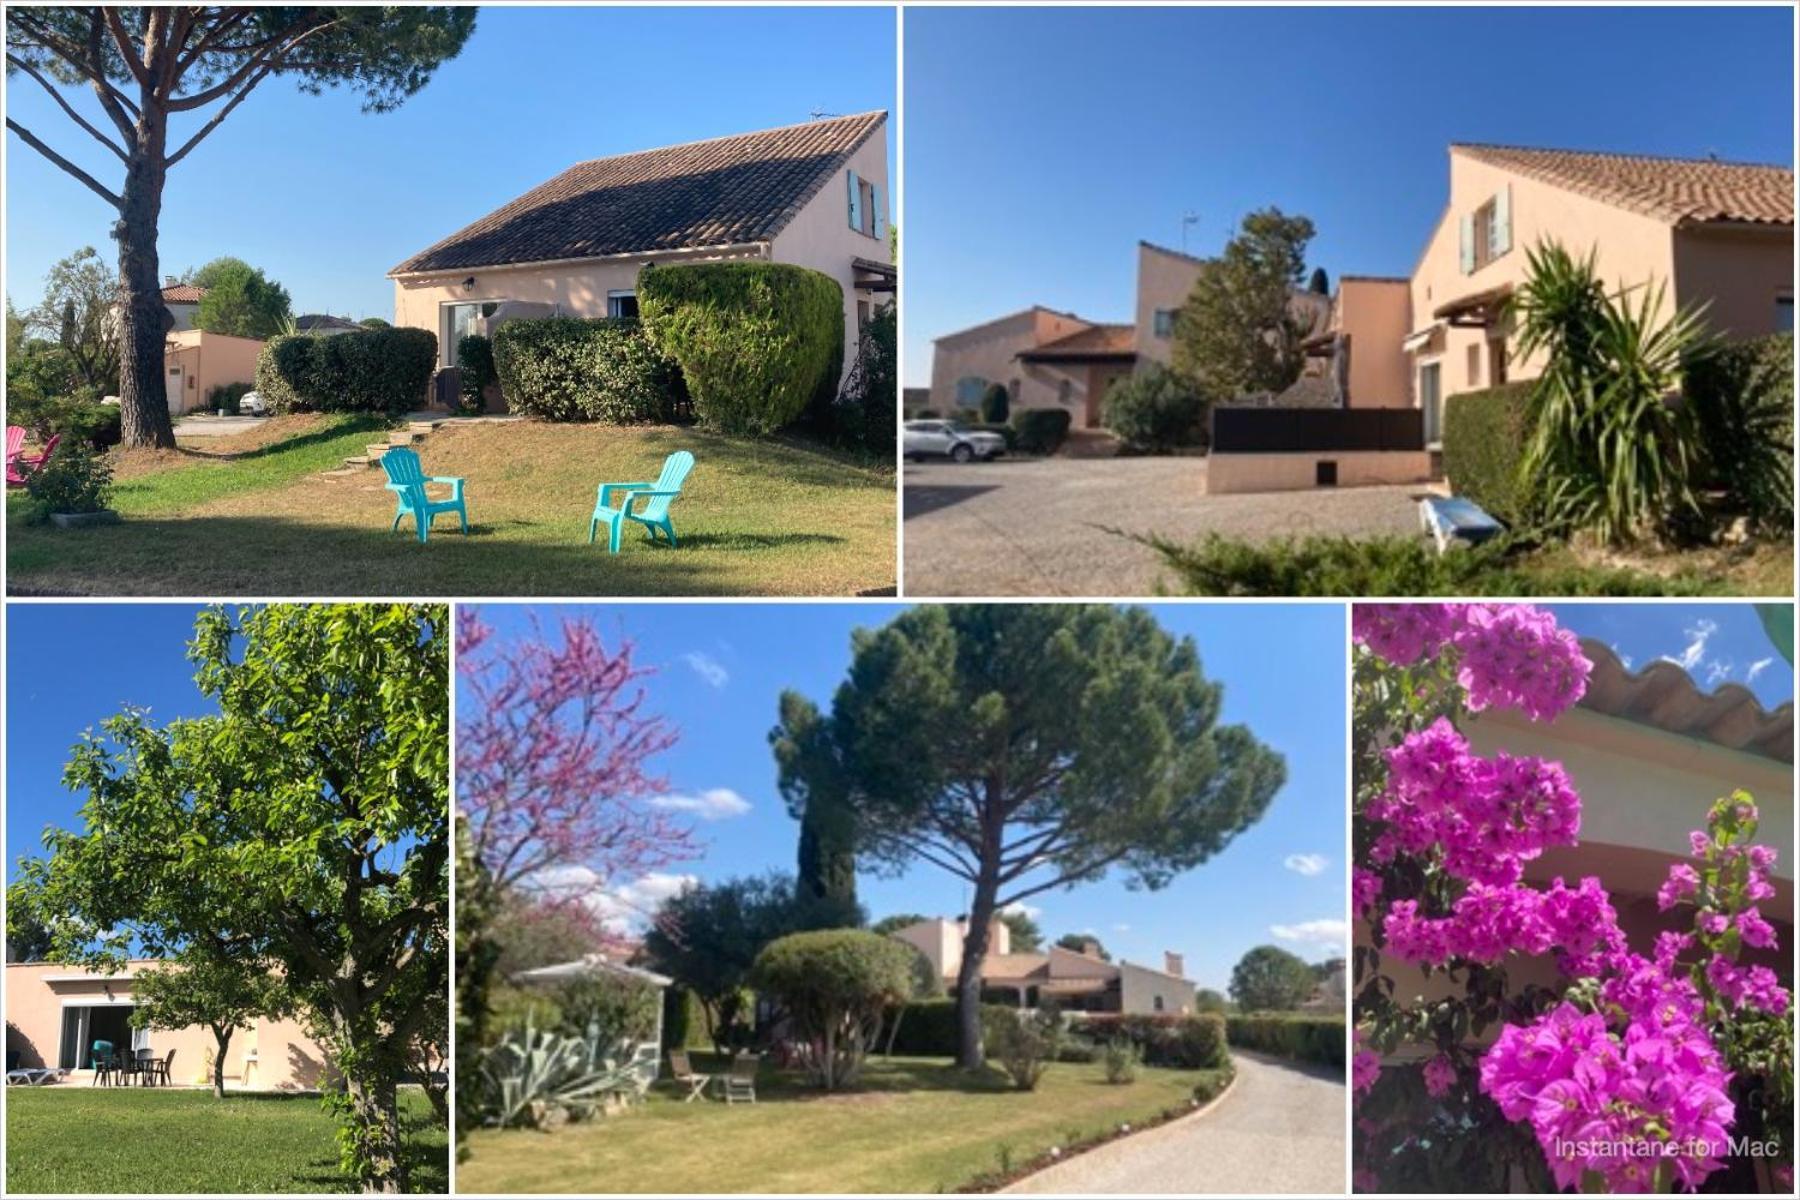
113 112 176 449
955 883 997 1071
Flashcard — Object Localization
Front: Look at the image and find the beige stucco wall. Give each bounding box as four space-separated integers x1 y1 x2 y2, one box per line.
928 309 1093 414
163 331 265 414
1205 449 1432 493
1133 242 1204 367
1671 225 1795 340
1117 960 1193 1016
1336 279 1413 408
891 919 1010 986
5 961 334 1090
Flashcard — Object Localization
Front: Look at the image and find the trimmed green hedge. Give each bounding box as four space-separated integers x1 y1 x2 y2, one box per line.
1012 408 1073 455
1069 1013 1228 1070
639 261 843 435
491 316 683 423
1226 1013 1344 1068
456 333 497 415
882 998 1023 1056
254 326 436 415
1441 381 1534 524
1686 332 1793 535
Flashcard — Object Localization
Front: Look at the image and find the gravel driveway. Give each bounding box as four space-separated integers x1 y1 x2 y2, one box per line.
1001 1051 1346 1195
903 457 1423 596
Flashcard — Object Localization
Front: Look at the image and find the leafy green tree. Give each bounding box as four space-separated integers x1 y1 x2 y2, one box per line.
5 8 475 448
781 605 1286 1069
1307 266 1330 295
359 316 391 328
643 872 861 1053
24 246 118 395
4 904 55 962
1000 908 1042 952
1195 987 1229 1014
1055 932 1110 961
870 913 931 937
452 821 493 1164
8 604 447 1193
1172 207 1317 400
129 949 290 1098
1102 362 1207 453
750 929 915 1090
192 256 291 338
774 692 858 908
489 894 609 979
1229 944 1315 1012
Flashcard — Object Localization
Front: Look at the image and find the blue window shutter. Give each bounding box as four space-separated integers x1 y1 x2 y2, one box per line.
1459 213 1475 274
1494 185 1512 256
872 182 886 241
847 170 863 232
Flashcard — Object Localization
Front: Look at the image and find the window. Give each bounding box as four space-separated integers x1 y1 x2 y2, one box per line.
846 170 882 238
1153 308 1178 339
1489 338 1508 385
1461 186 1512 274
1058 378 1072 406
1420 362 1443 445
1466 342 1482 388
443 301 501 367
1471 200 1497 270
608 290 638 319
1779 295 1794 332
1152 995 1165 1013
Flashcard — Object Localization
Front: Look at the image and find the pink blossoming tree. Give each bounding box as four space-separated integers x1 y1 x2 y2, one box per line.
1352 604 1792 1194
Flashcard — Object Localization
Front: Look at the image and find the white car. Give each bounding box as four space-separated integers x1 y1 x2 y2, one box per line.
904 419 1007 463
239 390 268 416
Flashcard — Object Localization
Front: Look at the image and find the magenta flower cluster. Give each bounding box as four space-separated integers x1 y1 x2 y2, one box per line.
1353 603 1592 721
1655 800 1789 1019
1382 875 1623 970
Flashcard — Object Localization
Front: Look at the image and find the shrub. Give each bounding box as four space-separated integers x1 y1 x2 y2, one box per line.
204 381 255 413
1195 988 1229 1014
1441 381 1534 524
1226 1013 1346 1069
491 316 683 424
1012 408 1072 455
983 1005 1062 1091
22 440 114 523
456 333 498 415
9 395 120 449
639 261 843 435
751 929 915 1090
1102 1038 1141 1085
980 381 1011 425
1101 363 1206 453
831 301 896 455
1069 1013 1228 1070
881 998 1021 1057
1686 332 1793 536
550 974 660 1048
254 326 436 415
1230 944 1315 1012
1144 531 1712 598
486 984 565 1041
478 1017 645 1130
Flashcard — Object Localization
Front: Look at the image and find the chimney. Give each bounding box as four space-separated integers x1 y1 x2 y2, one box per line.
164 275 178 288
989 916 1011 956
1164 952 1185 979
1080 937 1101 958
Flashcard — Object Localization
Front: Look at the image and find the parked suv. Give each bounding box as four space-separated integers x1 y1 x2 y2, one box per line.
904 419 1007 463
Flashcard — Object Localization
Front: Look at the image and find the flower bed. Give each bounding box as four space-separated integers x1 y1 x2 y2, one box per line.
1351 604 1792 1194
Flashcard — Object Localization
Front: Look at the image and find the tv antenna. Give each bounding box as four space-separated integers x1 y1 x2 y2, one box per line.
1180 212 1202 254
809 107 841 121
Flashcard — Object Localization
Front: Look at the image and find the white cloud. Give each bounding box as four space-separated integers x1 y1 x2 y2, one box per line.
1112 923 1132 933
1704 659 1735 688
519 866 698 934
1283 853 1328 877
648 787 751 820
1661 619 1718 672
1271 918 1348 949
1747 657 1774 683
683 651 729 689
1001 901 1042 919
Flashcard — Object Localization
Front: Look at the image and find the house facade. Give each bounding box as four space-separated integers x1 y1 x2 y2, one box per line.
891 918 1195 1015
1406 144 1794 444
160 280 205 331
1356 639 1794 1058
5 959 333 1090
388 112 894 386
162 330 264 414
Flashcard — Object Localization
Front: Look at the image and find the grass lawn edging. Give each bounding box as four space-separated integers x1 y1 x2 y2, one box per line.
953 1061 1238 1193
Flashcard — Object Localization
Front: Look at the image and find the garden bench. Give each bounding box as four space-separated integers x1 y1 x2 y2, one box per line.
381 447 469 544
1419 494 1503 554
589 451 694 553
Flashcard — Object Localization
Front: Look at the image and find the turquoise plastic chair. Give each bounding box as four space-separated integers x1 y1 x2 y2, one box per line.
589 451 694 553
90 1040 115 1086
381 447 468 544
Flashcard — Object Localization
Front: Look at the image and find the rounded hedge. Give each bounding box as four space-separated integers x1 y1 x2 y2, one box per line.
1102 363 1206 453
638 261 843 435
254 326 436 416
980 381 1010 426
456 333 498 415
751 929 916 1012
490 316 683 423
1012 408 1073 455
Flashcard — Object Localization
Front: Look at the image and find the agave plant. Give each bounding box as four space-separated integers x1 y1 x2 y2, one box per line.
1509 240 1715 545
479 1015 640 1129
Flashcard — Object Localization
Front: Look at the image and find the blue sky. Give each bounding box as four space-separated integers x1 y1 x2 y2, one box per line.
902 5 1796 380
1550 603 1794 709
5 6 895 321
463 602 1349 992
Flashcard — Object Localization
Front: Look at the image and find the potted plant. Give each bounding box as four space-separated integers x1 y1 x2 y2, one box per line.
24 442 119 528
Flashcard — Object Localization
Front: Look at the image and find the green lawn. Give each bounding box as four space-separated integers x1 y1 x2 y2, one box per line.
459 1055 1225 1194
7 417 895 596
4 1087 446 1194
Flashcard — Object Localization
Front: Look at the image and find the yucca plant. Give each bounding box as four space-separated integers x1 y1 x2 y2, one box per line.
1509 240 1715 545
479 1015 639 1129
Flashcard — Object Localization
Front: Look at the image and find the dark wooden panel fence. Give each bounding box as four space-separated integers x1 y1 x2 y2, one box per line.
1211 406 1424 453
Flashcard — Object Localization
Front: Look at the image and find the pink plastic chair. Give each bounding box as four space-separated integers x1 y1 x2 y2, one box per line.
6 430 60 486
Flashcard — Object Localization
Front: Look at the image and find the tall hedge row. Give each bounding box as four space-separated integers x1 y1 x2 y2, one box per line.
1069 1013 1229 1069
491 316 684 423
1225 1013 1345 1068
1685 332 1793 535
638 261 843 435
1441 381 1534 524
254 327 436 415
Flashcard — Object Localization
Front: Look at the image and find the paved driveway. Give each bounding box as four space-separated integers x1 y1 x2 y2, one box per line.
1001 1051 1346 1195
903 457 1422 596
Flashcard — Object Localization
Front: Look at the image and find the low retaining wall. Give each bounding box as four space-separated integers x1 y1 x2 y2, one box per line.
1205 450 1433 495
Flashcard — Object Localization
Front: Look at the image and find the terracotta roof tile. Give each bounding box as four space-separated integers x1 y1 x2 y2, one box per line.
391 111 886 275
1578 638 1792 762
1020 323 1137 360
161 284 206 303
1455 144 1794 227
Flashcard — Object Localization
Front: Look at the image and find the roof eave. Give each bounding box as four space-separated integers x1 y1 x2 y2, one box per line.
388 240 772 282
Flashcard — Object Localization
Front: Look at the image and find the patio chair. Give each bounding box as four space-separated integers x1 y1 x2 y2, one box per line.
588 450 694 554
722 1051 759 1105
90 1040 117 1087
6 428 60 487
626 1042 660 1098
668 1049 711 1102
155 1048 176 1088
381 447 468 544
